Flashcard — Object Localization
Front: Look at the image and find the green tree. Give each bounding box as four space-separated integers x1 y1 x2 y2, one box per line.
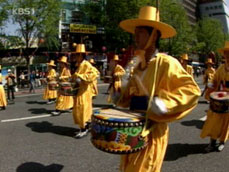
80 0 194 56
195 17 224 63
156 0 195 57
8 0 61 71
80 0 152 52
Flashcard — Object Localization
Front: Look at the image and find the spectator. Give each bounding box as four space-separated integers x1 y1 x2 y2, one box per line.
19 72 25 88
35 70 41 87
29 71 36 93
5 69 16 102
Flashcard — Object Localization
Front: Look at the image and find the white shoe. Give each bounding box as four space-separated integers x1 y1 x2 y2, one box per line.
217 144 225 152
51 111 61 116
74 129 88 139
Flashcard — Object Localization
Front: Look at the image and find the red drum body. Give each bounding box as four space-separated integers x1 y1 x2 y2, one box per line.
59 82 79 96
91 108 148 154
48 81 58 90
210 91 229 113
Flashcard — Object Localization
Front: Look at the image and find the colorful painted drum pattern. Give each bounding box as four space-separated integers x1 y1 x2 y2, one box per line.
210 91 229 113
48 81 58 90
91 108 148 154
59 82 79 96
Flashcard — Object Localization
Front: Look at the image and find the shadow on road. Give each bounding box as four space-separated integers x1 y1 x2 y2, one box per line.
26 121 79 137
28 108 53 114
16 162 64 172
198 100 209 104
92 104 114 109
164 143 208 161
26 101 47 105
181 120 204 129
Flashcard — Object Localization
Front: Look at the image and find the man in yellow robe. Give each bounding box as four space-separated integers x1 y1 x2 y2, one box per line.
200 41 229 152
107 54 125 103
0 65 7 110
52 56 74 116
117 6 200 172
43 60 57 104
89 58 100 98
180 54 194 76
72 44 99 138
202 58 215 101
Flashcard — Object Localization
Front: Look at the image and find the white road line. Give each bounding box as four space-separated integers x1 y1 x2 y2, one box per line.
0 108 102 123
199 115 207 121
1 114 51 123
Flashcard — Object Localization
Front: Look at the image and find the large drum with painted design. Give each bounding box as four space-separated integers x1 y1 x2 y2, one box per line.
59 82 79 96
91 108 148 154
48 81 58 90
210 91 229 113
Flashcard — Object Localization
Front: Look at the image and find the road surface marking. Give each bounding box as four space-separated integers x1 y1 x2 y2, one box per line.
0 108 103 123
1 114 51 123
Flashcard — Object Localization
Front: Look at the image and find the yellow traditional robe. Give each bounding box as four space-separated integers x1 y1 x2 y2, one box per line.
55 67 73 110
108 64 126 102
203 67 215 101
184 64 193 77
201 64 229 142
43 69 57 100
90 68 100 97
118 53 200 172
72 60 99 128
0 74 7 107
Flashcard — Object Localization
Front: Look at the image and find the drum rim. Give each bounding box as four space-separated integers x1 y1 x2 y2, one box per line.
92 116 145 127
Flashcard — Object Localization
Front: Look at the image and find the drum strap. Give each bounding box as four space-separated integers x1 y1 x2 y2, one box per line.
140 54 161 138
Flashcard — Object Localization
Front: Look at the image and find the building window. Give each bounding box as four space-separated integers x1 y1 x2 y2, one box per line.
62 10 66 22
215 6 217 9
219 5 222 9
71 11 82 23
206 7 209 10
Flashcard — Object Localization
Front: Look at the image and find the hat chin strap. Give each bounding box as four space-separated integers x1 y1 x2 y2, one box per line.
135 29 158 69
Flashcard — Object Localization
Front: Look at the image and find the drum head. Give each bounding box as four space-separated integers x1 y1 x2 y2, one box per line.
60 82 71 85
210 91 229 100
93 108 145 123
49 81 57 84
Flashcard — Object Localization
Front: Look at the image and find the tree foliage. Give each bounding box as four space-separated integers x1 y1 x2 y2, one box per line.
157 0 195 56
9 0 61 52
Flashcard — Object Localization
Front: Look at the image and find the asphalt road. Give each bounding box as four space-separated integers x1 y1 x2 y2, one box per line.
0 77 228 172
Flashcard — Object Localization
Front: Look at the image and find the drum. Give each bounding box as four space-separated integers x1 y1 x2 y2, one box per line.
91 108 148 154
48 81 58 90
210 91 229 113
59 82 79 96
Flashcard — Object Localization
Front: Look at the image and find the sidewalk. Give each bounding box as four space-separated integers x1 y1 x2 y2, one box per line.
14 78 108 96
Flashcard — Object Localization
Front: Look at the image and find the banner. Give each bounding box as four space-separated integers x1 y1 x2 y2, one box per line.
70 24 96 34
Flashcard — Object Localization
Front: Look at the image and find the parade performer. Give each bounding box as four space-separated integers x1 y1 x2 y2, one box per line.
200 41 229 152
202 58 215 101
52 56 73 116
43 60 57 104
89 58 100 98
72 44 99 138
180 54 194 76
107 54 125 103
5 69 16 102
116 6 200 172
0 65 7 110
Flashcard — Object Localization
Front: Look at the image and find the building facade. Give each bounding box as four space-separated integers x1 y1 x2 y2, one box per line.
198 0 229 33
60 0 105 52
180 0 198 25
